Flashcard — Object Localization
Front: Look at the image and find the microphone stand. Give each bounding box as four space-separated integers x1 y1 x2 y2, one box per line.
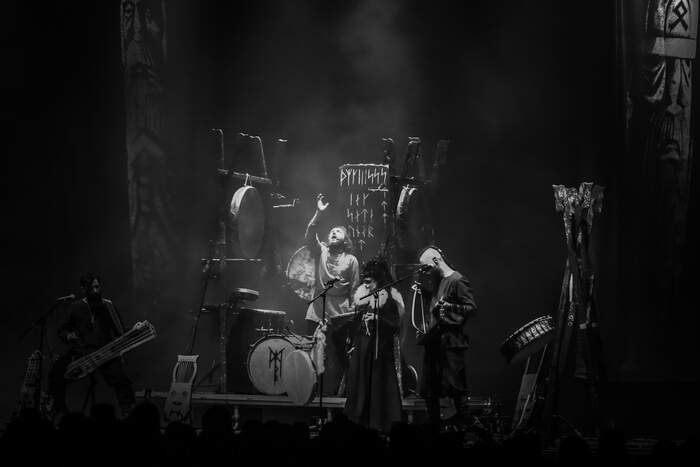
19 298 73 410
357 269 424 303
308 281 336 422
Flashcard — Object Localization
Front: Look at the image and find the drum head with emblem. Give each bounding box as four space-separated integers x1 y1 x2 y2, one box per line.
283 349 317 406
285 246 316 301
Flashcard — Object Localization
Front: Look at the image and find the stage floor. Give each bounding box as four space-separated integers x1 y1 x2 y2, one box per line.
135 389 497 426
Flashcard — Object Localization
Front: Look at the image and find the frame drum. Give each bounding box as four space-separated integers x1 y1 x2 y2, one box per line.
285 246 316 301
396 185 431 254
229 184 265 259
500 315 556 364
283 349 317 406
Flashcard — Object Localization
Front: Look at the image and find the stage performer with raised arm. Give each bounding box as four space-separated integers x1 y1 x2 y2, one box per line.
304 194 360 395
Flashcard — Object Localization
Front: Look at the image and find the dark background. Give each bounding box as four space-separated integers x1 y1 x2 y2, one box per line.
6 0 698 437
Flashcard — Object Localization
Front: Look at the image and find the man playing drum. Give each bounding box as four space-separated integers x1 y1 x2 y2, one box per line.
304 193 360 396
416 246 477 429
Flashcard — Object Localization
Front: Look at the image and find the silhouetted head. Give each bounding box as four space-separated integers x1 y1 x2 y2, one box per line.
361 255 392 288
80 273 102 301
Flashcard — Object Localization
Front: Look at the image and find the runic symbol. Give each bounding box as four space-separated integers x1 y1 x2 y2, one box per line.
268 347 285 384
670 1 689 30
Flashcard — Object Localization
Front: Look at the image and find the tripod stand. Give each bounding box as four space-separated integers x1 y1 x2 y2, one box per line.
541 183 606 443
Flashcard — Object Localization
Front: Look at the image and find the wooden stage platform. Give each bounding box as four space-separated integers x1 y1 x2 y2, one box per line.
136 390 497 426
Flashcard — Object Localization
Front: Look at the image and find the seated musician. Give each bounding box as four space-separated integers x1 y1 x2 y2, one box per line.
344 256 405 431
416 246 477 429
304 193 360 396
48 273 135 418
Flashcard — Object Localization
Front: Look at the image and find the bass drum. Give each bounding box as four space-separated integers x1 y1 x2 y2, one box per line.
283 349 317 406
395 185 432 256
285 245 316 301
229 184 265 259
247 335 295 395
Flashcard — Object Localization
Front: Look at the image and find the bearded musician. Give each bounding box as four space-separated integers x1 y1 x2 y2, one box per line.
344 256 405 432
48 274 135 418
304 194 360 396
416 246 477 428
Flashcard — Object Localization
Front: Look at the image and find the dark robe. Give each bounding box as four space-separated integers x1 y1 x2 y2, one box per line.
344 289 404 431
418 271 477 418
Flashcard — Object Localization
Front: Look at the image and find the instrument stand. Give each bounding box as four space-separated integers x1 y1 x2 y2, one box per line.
308 281 336 419
510 345 548 434
364 292 381 429
19 298 72 411
540 183 605 444
188 241 217 356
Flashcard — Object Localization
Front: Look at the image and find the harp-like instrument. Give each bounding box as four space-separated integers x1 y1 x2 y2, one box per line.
64 321 156 380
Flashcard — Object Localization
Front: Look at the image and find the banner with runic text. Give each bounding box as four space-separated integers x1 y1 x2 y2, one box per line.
338 164 389 264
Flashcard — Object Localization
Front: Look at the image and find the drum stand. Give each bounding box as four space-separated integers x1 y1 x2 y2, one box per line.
511 345 548 433
540 183 605 443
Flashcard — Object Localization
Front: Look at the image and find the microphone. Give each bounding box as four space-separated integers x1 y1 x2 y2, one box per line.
416 264 432 273
55 294 76 302
324 277 341 287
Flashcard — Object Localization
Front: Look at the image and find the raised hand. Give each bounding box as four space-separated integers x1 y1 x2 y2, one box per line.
316 193 329 212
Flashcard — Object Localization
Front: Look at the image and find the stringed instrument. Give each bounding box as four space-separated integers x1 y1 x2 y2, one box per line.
64 321 156 380
19 350 42 409
163 355 199 422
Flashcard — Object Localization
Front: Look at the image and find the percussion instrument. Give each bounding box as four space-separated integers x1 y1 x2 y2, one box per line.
247 335 296 395
238 307 286 334
246 333 315 396
229 184 265 259
283 350 317 406
327 311 356 331
396 185 431 253
285 245 316 301
499 315 555 364
226 308 286 392
228 287 259 304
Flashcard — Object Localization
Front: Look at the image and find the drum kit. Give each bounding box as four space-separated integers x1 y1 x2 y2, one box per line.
222 286 323 405
190 133 328 404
